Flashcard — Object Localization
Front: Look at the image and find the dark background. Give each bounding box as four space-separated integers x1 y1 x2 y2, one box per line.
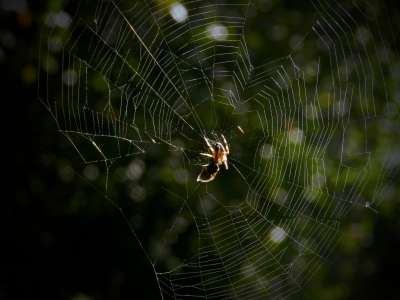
8 0 400 299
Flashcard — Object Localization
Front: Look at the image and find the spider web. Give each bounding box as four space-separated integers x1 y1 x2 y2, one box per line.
39 0 399 299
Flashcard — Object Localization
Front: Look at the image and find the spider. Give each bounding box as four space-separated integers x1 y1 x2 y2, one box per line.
197 134 229 183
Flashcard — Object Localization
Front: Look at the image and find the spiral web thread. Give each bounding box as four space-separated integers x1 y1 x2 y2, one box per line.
39 0 399 299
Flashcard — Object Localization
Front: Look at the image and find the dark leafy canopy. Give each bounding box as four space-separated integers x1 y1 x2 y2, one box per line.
10 0 400 299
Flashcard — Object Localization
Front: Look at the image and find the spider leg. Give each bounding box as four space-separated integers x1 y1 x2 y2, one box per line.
200 152 213 158
221 134 229 154
204 136 214 153
197 172 217 182
223 158 228 170
197 167 219 182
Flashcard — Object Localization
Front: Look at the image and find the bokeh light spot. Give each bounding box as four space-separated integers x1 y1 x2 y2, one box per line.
169 2 188 23
270 226 287 243
83 165 99 181
207 24 228 41
288 127 304 144
126 159 145 181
